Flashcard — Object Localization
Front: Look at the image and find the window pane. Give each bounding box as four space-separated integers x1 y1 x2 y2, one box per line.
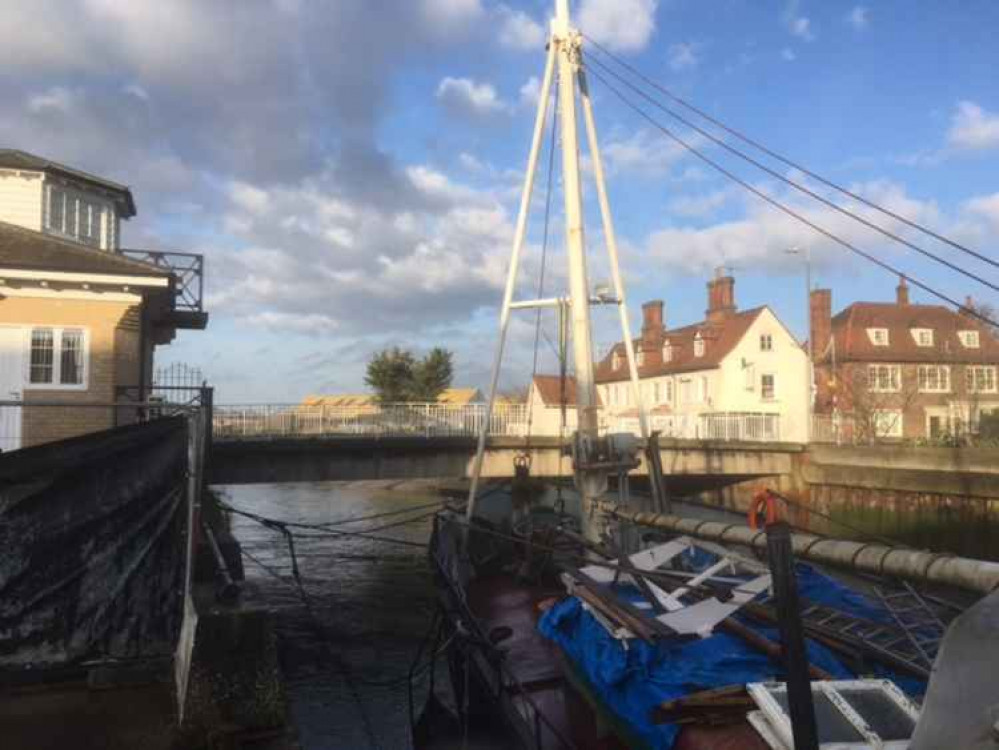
60 329 84 384
30 329 54 384
49 188 64 232
65 195 78 237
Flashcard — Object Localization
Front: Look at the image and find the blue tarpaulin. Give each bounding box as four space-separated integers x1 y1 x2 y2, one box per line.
538 561 925 750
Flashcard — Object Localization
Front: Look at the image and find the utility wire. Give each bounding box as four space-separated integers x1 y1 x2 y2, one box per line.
584 53 999 294
584 64 999 331
583 33 999 272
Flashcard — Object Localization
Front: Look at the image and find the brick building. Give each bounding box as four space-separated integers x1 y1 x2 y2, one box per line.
0 150 207 449
810 277 999 441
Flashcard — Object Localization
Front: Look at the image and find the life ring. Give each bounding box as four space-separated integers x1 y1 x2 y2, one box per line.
748 489 782 530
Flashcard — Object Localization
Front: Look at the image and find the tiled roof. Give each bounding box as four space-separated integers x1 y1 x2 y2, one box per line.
595 307 766 383
824 302 999 364
0 149 136 217
0 220 170 278
301 394 375 407
437 388 482 404
531 374 603 407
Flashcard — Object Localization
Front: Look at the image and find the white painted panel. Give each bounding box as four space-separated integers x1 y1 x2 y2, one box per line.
0 171 44 231
0 327 25 451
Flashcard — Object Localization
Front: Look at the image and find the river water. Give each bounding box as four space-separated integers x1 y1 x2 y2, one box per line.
220 481 450 750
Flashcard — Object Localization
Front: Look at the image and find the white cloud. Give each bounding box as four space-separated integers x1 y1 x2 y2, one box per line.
420 0 484 37
578 0 658 53
603 128 701 178
496 5 545 51
847 6 870 31
436 76 510 119
667 42 700 72
789 16 814 41
947 101 999 151
965 193 999 232
667 190 731 219
519 76 542 108
26 86 78 114
781 48 797 62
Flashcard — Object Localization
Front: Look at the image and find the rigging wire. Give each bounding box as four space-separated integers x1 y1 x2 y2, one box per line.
582 33 999 272
525 90 560 442
583 53 999 294
583 64 999 331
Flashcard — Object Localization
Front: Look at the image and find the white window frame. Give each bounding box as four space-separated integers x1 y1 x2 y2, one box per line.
664 377 673 405
871 409 904 438
24 326 90 391
917 365 950 393
697 376 708 402
761 373 776 401
868 364 901 392
612 351 622 371
959 330 981 349
911 328 934 347
662 341 673 362
759 333 773 352
636 348 645 367
966 365 997 394
867 327 890 346
694 333 705 357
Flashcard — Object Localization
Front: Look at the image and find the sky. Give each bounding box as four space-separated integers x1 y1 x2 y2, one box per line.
3 0 999 402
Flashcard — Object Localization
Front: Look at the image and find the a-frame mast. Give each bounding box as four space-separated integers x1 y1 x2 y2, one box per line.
466 0 648 537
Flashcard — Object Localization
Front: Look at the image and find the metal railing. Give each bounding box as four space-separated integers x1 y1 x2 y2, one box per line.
213 403 787 443
120 249 205 312
608 411 782 442
213 403 530 440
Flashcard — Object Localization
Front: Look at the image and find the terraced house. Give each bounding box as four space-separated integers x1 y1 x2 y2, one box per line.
0 149 207 450
810 277 999 441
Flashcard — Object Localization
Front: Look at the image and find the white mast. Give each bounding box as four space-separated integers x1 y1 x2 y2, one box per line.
466 0 648 534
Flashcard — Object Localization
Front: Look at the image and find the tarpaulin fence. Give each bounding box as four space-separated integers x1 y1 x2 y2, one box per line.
0 417 192 669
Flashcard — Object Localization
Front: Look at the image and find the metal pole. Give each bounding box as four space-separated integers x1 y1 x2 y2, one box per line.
805 246 814 443
766 522 819 750
466 41 557 522
577 61 648 440
553 8 599 439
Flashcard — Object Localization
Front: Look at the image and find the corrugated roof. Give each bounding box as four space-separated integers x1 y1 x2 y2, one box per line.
0 220 171 279
826 302 999 364
0 149 136 217
596 307 767 383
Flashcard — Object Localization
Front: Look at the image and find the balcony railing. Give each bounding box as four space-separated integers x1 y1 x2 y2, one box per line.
120 249 205 312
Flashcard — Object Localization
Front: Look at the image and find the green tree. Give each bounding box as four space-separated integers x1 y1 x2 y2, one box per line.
411 347 454 402
364 346 454 403
364 347 417 403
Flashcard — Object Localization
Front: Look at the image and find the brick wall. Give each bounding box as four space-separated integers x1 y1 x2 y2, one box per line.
0 296 148 447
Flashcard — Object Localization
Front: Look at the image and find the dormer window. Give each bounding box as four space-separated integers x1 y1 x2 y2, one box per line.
662 341 673 363
612 351 622 370
694 333 705 357
45 184 111 249
959 330 980 349
911 328 933 347
867 328 889 347
636 347 645 366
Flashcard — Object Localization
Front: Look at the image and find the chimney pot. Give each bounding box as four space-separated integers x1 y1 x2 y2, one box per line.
706 272 736 323
896 276 910 306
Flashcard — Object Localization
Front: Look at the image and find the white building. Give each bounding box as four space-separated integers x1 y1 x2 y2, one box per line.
594 271 810 442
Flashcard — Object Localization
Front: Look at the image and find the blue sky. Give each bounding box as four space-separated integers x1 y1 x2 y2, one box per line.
3 0 998 401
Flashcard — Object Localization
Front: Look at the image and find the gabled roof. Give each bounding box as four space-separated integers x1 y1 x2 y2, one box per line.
301 394 375 408
825 302 999 364
437 388 482 405
0 220 170 279
596 307 767 383
0 149 136 217
531 374 603 407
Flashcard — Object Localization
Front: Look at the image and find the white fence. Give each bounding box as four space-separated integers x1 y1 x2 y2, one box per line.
213 402 529 439
608 412 782 442
214 403 785 443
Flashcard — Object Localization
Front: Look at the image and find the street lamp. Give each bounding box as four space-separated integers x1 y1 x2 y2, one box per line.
786 246 813 441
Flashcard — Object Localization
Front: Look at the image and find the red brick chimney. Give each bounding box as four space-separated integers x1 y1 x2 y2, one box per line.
810 288 832 361
706 267 736 324
896 276 910 306
642 300 664 349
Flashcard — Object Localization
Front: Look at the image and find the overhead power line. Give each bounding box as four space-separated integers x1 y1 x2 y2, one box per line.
583 64 999 332
582 32 999 273
583 53 999 294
